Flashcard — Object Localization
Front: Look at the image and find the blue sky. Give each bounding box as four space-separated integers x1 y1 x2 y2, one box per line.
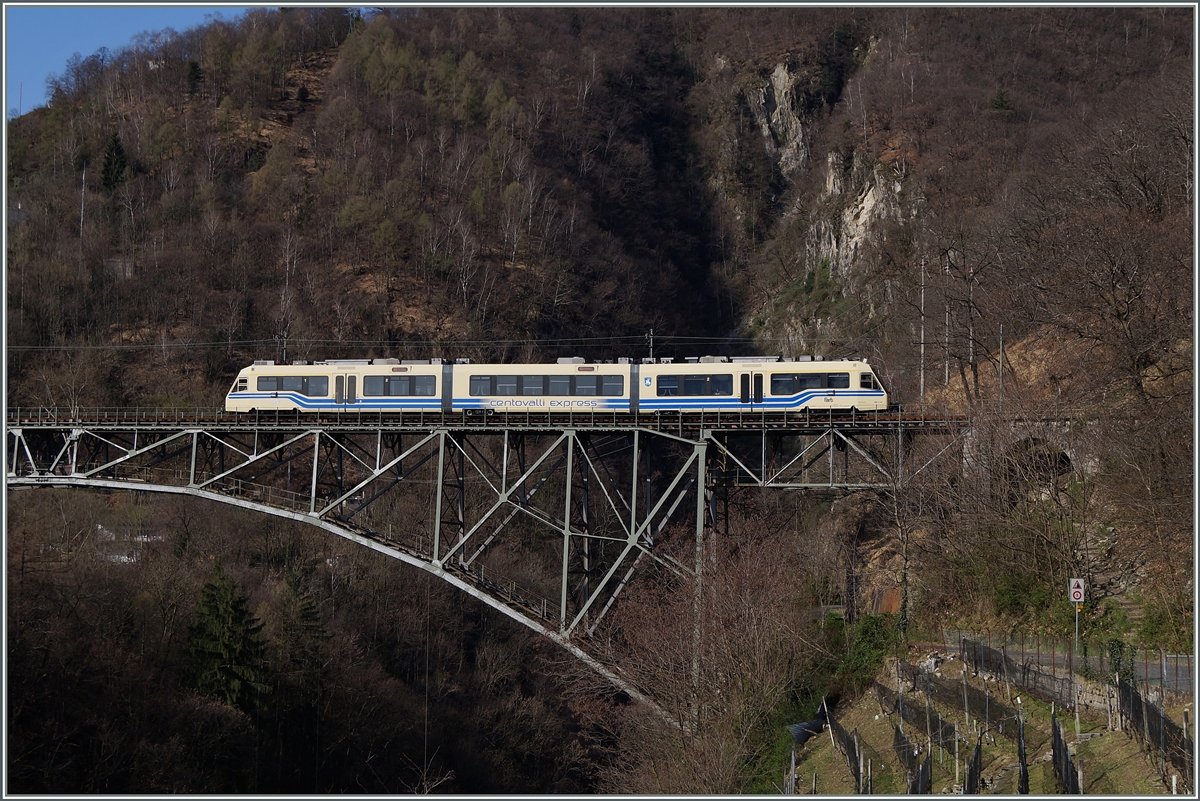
4 4 256 117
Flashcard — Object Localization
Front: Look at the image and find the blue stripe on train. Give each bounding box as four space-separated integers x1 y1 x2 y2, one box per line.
229 393 438 409
639 390 885 410
453 398 628 410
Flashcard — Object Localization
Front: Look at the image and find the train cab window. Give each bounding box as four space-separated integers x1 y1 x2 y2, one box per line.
233 378 248 393
575 375 598 396
827 373 850 389
548 375 571 395
656 376 679 396
495 376 518 396
601 376 624 396
259 375 327 396
860 373 876 390
521 376 544 395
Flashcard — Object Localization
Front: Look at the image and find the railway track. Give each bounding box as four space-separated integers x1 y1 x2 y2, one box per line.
6 406 968 434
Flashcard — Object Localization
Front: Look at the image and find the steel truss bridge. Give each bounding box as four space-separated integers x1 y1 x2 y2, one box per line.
7 406 965 711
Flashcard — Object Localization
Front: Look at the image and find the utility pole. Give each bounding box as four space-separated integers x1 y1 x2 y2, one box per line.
647 328 654 361
999 324 1004 415
79 168 86 272
944 257 950 385
920 257 926 410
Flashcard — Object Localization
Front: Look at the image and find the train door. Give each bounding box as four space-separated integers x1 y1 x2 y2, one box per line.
335 374 357 406
738 373 764 404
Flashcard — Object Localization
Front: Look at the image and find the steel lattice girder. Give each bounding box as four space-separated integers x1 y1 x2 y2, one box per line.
5 422 728 634
6 417 962 712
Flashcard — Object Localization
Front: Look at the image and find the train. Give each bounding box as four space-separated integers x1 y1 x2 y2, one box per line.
224 356 889 414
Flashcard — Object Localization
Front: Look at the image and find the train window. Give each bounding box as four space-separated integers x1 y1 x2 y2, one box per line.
860 373 876 390
258 375 328 396
678 374 733 395
601 376 624 396
365 376 406 395
364 375 437 396
771 373 837 393
656 376 679 396
466 373 616 396
235 378 248 393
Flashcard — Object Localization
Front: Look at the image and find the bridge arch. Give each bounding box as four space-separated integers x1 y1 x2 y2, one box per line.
8 407 964 730
16 475 664 715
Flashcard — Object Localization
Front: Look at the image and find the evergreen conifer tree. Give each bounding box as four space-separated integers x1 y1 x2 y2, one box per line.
100 131 130 191
185 563 269 713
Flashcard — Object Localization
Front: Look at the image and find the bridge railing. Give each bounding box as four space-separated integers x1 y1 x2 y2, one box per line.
7 405 965 432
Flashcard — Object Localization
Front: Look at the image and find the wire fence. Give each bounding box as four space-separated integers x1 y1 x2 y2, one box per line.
1117 679 1194 793
897 658 1021 741
824 697 885 793
913 752 932 794
825 698 863 793
1051 711 1082 793
1017 703 1030 794
959 636 1079 710
891 724 934 794
892 724 920 779
944 630 1193 698
964 735 983 794
874 680 958 752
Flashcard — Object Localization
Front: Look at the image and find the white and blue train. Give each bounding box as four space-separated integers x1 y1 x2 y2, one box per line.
225 356 889 414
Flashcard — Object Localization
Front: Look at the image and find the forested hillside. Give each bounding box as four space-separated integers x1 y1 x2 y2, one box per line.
6 7 1192 793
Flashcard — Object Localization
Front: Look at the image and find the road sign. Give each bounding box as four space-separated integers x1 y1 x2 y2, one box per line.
1069 578 1085 603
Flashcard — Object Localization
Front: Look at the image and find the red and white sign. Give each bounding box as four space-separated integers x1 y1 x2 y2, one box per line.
1069 578 1085 603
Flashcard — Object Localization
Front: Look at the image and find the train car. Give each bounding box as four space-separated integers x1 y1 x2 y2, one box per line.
225 359 444 413
225 356 889 414
638 356 887 413
454 357 630 413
